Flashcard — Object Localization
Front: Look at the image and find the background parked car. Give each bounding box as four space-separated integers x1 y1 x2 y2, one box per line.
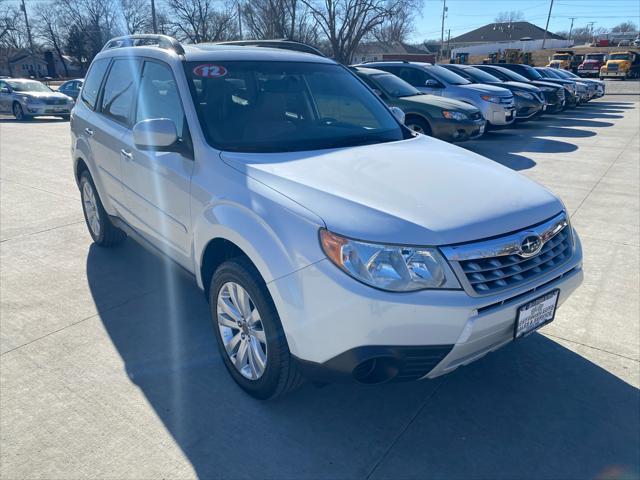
361 61 516 128
536 67 592 103
352 67 485 142
0 78 74 120
57 79 84 100
497 64 579 108
553 68 604 98
474 64 566 113
599 51 640 79
442 64 545 121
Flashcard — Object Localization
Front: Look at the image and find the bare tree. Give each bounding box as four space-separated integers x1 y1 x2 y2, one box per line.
494 11 524 24
164 0 237 43
34 3 69 77
120 0 152 35
611 21 637 33
241 0 319 43
300 0 401 63
373 0 422 44
56 0 122 71
0 1 27 49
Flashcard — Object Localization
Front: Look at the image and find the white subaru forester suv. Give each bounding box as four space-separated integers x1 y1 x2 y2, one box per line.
71 35 583 399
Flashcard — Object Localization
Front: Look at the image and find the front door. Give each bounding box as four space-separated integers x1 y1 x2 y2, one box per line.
0 81 11 112
120 59 194 269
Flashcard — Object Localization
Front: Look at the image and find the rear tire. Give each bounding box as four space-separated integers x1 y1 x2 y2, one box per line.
210 258 303 399
79 171 126 247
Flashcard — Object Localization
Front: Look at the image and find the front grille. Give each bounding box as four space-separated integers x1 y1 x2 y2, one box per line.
459 228 571 294
440 213 573 297
45 98 66 105
609 64 619 72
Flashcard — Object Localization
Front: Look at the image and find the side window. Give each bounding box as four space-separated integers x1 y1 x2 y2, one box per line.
81 58 110 110
100 58 140 125
398 67 427 87
135 61 185 137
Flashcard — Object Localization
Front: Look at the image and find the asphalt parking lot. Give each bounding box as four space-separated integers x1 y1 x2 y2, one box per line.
1 80 639 479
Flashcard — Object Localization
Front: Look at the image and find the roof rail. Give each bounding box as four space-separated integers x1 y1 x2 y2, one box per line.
102 34 185 55
213 39 325 57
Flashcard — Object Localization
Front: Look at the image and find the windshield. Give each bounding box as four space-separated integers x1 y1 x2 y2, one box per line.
428 65 470 85
522 65 544 80
609 54 630 60
372 73 421 97
6 81 52 93
184 61 404 153
542 69 562 78
492 67 530 83
585 54 606 61
463 67 501 83
553 54 571 60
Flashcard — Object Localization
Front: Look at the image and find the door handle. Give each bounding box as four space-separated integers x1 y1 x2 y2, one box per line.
120 149 133 160
84 127 94 136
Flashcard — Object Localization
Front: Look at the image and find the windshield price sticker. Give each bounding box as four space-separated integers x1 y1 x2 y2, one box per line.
193 64 227 78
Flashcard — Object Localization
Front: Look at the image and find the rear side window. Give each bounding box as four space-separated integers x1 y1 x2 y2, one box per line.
100 58 140 125
81 58 110 110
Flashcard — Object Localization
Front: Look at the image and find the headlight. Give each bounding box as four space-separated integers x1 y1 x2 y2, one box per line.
480 95 501 103
442 110 468 121
319 229 460 291
514 91 534 100
23 96 42 104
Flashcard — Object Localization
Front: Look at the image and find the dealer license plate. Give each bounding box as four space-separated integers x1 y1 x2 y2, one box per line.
514 289 559 339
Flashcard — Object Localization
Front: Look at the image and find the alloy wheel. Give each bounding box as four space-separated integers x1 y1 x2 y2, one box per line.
82 180 101 238
217 282 268 380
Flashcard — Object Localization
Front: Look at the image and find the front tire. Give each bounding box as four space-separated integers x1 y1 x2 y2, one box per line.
12 102 30 121
405 116 432 136
210 258 302 399
79 171 125 247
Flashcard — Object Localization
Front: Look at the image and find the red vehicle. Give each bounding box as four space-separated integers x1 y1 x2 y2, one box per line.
578 53 607 77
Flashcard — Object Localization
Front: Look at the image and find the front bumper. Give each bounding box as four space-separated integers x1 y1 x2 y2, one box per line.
24 103 72 115
578 69 600 77
269 233 583 383
432 117 486 142
515 98 545 120
482 103 516 126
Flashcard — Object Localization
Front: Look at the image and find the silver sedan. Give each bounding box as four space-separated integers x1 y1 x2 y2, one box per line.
0 79 75 120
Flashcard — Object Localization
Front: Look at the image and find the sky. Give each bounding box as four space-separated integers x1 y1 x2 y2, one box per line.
410 0 640 42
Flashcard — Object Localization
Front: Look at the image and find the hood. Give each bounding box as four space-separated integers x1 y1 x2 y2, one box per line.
541 78 574 85
503 81 541 93
530 80 563 90
607 59 629 64
220 136 562 246
18 91 71 101
459 83 512 96
400 94 479 113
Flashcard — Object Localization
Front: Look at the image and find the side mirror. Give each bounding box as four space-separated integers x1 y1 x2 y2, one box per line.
425 79 441 88
133 118 178 150
0 87 9 94
389 106 405 124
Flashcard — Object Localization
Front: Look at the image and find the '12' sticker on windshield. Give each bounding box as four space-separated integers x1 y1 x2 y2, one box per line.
193 64 227 78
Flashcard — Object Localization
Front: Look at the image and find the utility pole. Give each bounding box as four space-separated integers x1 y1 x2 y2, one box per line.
568 17 576 40
237 2 243 40
541 0 554 50
439 0 447 62
446 29 451 62
19 0 34 52
151 0 158 34
587 21 596 44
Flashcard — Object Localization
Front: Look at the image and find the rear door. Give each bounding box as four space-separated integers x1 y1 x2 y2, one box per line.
0 81 10 112
88 58 141 213
120 59 194 268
